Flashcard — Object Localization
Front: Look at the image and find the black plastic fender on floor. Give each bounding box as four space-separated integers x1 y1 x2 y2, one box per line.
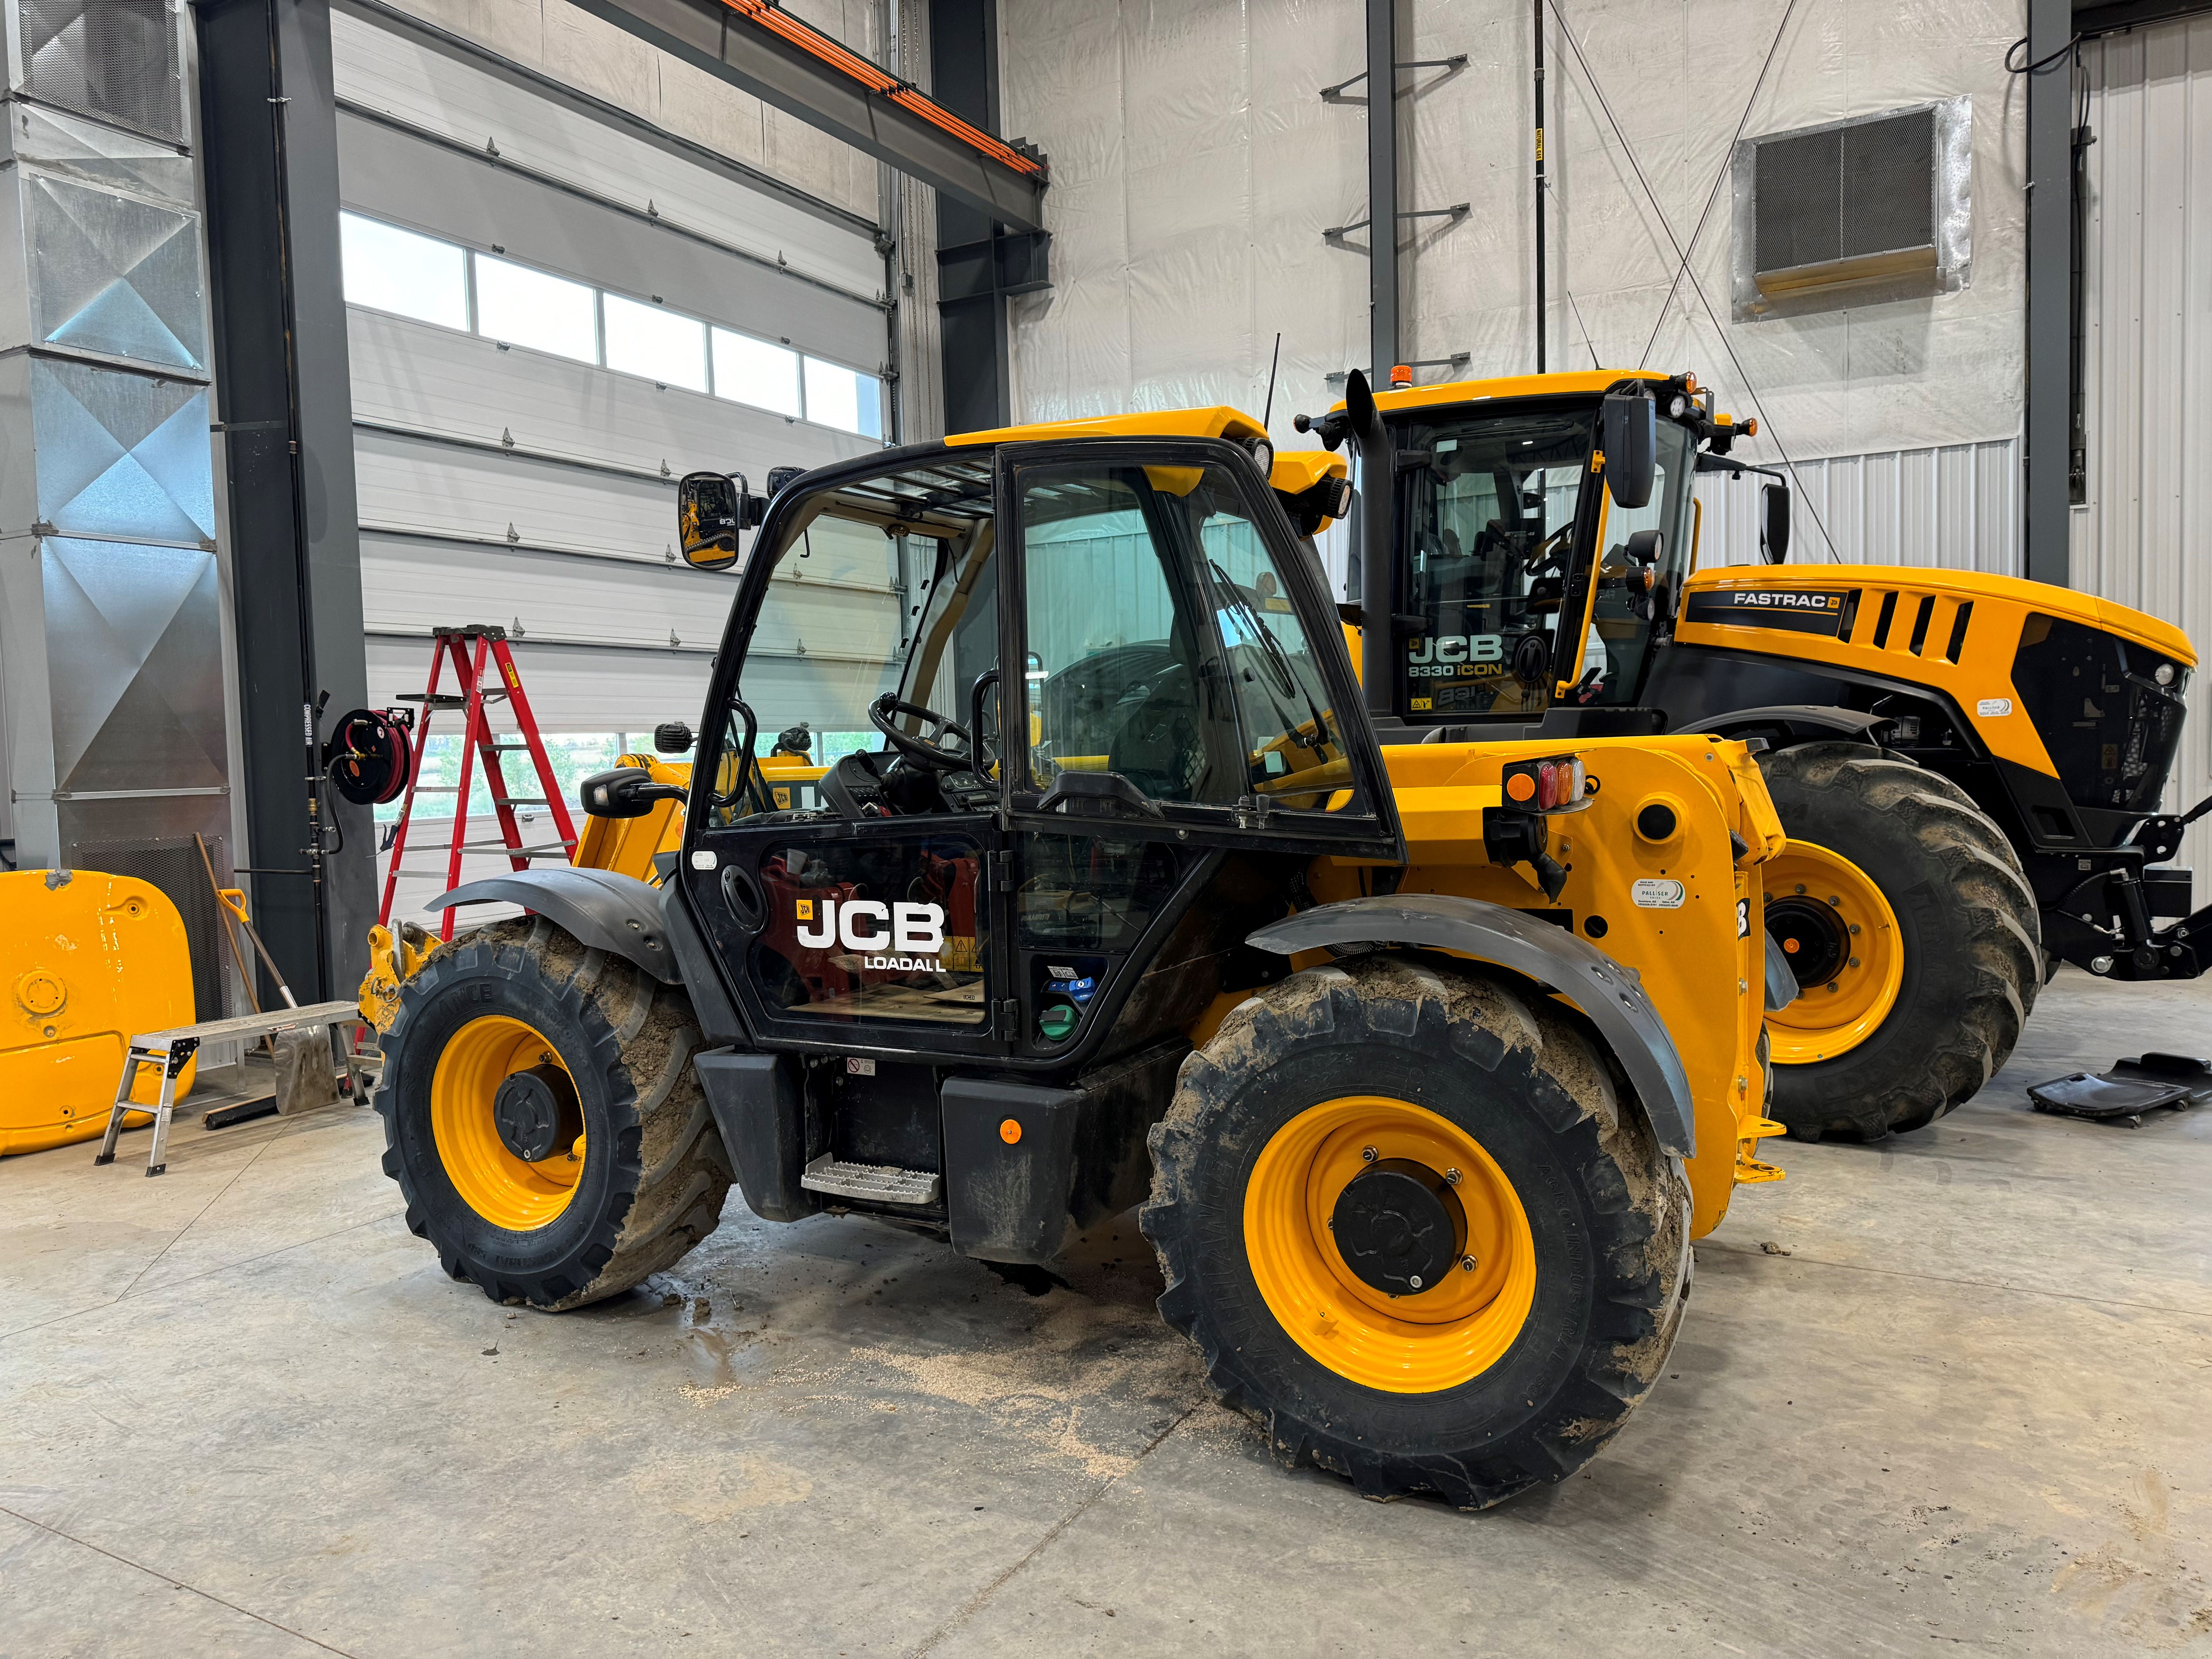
1246 893 1696 1155
432 867 680 983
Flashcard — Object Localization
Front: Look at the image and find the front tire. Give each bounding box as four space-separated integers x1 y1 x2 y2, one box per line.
377 917 731 1309
1141 955 1690 1510
1758 742 2040 1140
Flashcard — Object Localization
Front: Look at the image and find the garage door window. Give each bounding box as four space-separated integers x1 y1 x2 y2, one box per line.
604 293 707 392
803 357 884 439
339 213 467 330
713 327 804 419
474 255 597 365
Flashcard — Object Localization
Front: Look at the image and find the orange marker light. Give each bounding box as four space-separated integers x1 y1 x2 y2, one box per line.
1743 417 1758 437
1506 771 1536 802
999 1118 1022 1144
1391 364 1413 387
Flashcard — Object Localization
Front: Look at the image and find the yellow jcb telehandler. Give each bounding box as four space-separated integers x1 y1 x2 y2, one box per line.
359 410 1788 1508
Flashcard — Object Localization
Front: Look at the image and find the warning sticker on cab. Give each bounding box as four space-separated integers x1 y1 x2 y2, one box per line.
1631 878 1686 909
1683 588 1849 636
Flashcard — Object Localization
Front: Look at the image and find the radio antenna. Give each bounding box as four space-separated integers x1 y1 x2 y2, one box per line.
1261 331 1283 428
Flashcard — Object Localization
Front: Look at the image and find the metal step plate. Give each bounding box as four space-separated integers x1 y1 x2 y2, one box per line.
800 1155 943 1207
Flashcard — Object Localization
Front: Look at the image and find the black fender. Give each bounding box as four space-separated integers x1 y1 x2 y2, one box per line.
1678 703 1885 747
431 867 681 983
1247 894 1697 1155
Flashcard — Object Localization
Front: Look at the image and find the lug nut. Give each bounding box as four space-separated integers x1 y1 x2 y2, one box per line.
1827 895 1841 906
1445 1168 1462 1184
1849 923 1861 936
1848 956 1860 969
1408 1274 1424 1290
1361 1146 1377 1162
1794 883 1807 894
1460 1255 1476 1272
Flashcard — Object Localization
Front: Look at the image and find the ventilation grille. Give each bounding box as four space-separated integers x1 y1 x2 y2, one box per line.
1731 99 1970 320
17 0 185 145
65 835 234 1021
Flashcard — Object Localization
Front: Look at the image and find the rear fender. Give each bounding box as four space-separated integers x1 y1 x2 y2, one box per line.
1247 893 1696 1155
430 867 680 983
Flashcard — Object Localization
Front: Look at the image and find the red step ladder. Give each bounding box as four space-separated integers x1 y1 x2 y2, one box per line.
377 624 579 939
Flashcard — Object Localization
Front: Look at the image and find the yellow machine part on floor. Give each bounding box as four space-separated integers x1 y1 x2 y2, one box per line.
0 869 199 1157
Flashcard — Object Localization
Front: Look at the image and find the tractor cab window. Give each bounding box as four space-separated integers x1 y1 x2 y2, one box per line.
1017 460 1352 812
708 456 1000 829
1394 409 1593 719
1570 416 1696 707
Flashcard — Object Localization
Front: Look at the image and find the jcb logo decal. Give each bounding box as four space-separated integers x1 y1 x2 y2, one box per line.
797 897 945 970
1406 635 1503 678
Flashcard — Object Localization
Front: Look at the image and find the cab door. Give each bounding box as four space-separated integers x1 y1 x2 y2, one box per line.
991 437 1401 1058
680 452 1012 1060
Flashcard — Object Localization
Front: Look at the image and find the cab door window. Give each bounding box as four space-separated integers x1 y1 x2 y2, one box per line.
1575 417 1695 705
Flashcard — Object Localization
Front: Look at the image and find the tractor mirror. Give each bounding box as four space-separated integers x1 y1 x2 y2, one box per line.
1760 482 1791 564
677 472 742 571
579 766 682 819
1601 390 1656 510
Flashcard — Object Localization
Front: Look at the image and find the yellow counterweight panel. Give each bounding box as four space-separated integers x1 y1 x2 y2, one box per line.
1305 735 1784 1240
2 870 198 1157
1678 564 2198 780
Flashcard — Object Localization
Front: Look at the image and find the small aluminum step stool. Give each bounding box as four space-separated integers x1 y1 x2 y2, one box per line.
94 1000 367 1176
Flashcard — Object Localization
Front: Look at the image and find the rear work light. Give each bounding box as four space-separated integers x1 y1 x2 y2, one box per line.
1502 754 1590 814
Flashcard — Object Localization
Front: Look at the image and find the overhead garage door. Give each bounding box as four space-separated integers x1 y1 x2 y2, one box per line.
329 0 898 915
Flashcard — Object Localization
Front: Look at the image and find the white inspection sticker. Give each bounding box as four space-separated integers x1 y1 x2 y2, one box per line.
1632 878 1687 909
1977 697 2014 717
690 850 717 870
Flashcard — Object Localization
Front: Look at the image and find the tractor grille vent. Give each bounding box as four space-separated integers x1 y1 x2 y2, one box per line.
1853 587 1974 664
15 0 186 145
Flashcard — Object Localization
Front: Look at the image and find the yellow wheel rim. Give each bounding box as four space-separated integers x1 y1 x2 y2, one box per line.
1763 840 1904 1065
1243 1096 1536 1394
430 1015 586 1230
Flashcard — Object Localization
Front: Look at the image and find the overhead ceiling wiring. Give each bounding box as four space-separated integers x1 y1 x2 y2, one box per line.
1547 0 1842 562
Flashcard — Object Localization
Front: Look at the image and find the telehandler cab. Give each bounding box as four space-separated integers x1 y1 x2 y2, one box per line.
1306 367 2197 1141
366 411 1787 1508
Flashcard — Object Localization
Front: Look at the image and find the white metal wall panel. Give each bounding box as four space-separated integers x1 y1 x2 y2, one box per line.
1693 438 2018 573
366 632 713 735
347 309 870 483
2076 18 2212 882
330 5 883 302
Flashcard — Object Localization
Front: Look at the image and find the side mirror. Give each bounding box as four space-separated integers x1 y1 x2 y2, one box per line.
1601 389 1656 510
579 766 683 819
1624 529 1664 567
1760 482 1791 564
678 472 742 571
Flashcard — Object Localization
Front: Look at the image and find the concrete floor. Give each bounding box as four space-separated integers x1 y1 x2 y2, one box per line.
3 968 2209 1658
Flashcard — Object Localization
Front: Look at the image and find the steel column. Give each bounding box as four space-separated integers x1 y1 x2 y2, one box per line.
1367 0 1400 385
196 0 373 1003
2023 0 2074 587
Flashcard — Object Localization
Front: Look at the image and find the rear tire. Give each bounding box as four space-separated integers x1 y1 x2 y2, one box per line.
377 917 731 1309
1759 742 2040 1140
1141 954 1690 1510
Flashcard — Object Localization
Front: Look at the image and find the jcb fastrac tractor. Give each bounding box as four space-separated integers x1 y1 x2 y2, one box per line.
1309 368 2202 1142
365 410 1793 1509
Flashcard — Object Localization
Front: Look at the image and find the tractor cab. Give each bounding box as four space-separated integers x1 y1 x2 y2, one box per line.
1305 369 1767 739
672 416 1401 1075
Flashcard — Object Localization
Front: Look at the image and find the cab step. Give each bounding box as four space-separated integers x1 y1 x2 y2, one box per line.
800 1154 942 1207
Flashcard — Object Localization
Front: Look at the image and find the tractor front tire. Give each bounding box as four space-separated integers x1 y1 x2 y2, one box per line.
1758 742 2040 1140
1142 954 1690 1510
377 917 731 1309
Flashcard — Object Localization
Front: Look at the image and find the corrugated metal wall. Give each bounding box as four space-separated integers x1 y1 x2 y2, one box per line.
1693 436 2020 573
2076 16 2212 883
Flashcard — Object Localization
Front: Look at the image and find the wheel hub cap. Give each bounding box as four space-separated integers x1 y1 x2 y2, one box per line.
1330 1159 1465 1297
1766 896 1848 989
492 1063 580 1163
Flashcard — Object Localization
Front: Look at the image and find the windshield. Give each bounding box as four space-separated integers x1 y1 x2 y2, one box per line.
1392 408 1593 718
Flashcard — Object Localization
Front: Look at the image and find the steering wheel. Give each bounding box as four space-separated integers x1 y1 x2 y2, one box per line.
869 692 971 772
1522 522 1575 580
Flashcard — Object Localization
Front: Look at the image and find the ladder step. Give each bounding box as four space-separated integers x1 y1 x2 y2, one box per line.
410 785 459 794
491 797 550 808
801 1155 943 1207
484 744 532 753
397 693 466 706
458 839 575 854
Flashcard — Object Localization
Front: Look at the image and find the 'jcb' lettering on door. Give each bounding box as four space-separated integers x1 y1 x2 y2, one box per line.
796 897 947 971
1406 635 1504 678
